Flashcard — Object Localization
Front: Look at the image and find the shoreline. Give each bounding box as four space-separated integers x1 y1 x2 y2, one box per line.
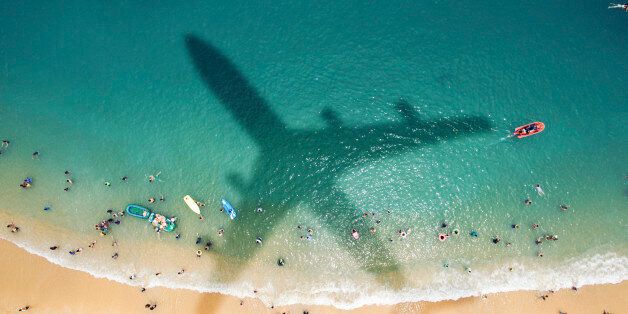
1 239 626 313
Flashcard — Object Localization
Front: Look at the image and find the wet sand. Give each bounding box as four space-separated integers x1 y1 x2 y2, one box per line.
0 239 626 313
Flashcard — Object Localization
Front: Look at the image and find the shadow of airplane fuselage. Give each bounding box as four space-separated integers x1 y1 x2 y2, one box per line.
185 34 492 286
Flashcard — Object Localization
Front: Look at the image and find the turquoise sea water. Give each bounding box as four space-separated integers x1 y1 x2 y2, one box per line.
1 1 627 308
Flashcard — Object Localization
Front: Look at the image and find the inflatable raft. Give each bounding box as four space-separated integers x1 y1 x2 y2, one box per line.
514 122 545 138
126 204 151 219
125 204 177 232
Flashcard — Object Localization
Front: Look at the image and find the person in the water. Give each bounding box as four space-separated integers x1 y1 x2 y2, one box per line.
534 184 545 196
351 229 360 240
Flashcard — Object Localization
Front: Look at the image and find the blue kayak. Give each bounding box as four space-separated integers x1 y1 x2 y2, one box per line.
221 198 237 220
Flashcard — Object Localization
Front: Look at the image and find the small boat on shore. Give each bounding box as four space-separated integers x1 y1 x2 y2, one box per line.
183 195 201 215
514 122 545 138
221 198 237 220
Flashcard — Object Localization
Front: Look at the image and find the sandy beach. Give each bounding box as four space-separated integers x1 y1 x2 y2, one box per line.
0 239 625 314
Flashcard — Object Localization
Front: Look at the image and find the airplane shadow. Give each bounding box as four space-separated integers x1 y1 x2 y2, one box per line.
185 34 492 288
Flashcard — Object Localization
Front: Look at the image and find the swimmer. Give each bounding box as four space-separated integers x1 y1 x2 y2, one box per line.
440 221 448 228
255 207 263 213
545 234 558 241
351 229 360 240
277 258 285 266
492 236 501 244
307 228 314 235
112 252 119 259
159 195 165 202
32 151 39 159
398 229 411 239
1 139 9 147
218 228 224 236
178 269 185 275
196 250 202 258
255 237 263 244
524 198 532 206
49 245 58 250
609 3 628 11
121 176 128 181
505 242 512 247
66 178 73 185
64 170 70 175
175 233 180 239
88 241 96 248
17 306 30 312
129 274 136 280
148 197 155 203
534 184 545 196
560 204 569 211
511 224 520 229
537 252 544 257
63 187 70 192
204 241 212 250
148 171 161 183
104 181 111 187
369 227 376 235
532 223 540 229
195 234 202 244
465 267 472 274
199 215 205 221
43 206 50 211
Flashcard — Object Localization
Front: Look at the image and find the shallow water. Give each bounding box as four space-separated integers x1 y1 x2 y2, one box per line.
1 0 627 308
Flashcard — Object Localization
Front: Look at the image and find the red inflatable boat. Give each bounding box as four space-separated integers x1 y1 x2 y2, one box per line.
514 122 545 138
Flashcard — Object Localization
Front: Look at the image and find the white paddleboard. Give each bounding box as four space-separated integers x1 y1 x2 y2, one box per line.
183 195 201 215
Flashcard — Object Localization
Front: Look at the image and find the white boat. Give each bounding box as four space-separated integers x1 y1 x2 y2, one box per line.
183 195 201 215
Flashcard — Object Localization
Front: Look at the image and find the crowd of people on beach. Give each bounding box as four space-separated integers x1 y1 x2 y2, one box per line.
1 135 586 312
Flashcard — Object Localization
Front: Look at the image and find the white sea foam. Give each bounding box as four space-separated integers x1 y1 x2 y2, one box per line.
4 236 626 310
